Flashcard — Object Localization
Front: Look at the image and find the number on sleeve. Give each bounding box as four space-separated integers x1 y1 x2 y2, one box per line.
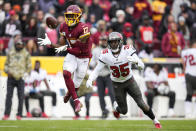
83 27 88 34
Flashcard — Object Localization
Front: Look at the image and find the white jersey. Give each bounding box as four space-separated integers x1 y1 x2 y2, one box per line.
25 69 47 93
99 45 136 83
144 67 168 88
181 48 196 76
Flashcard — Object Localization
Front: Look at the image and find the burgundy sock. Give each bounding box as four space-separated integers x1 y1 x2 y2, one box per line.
63 70 78 100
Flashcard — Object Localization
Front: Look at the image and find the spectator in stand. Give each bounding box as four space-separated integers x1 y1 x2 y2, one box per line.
111 10 126 33
99 0 111 22
26 40 38 56
92 20 107 46
38 0 55 13
1 10 22 37
178 3 195 28
0 39 5 55
2 2 11 20
2 39 32 120
125 4 134 23
158 13 174 40
190 23 196 41
190 1 196 22
136 15 154 51
108 1 120 19
24 17 37 37
133 0 152 20
178 16 190 48
36 10 44 28
152 0 167 37
172 0 190 22
0 1 5 24
144 64 176 117
161 22 185 57
87 0 104 23
122 22 134 44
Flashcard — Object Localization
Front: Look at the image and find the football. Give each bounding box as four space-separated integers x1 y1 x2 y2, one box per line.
46 16 58 29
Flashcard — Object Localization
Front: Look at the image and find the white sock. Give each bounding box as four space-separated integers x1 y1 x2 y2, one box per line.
185 101 192 117
113 101 118 111
153 118 160 124
193 102 196 117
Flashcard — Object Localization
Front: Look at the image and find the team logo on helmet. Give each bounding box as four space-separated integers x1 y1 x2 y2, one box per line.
64 5 82 27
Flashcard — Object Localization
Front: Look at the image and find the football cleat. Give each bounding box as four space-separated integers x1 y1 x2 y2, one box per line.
26 112 32 118
42 112 49 118
73 116 80 120
154 123 162 129
74 100 83 113
64 92 71 103
113 111 120 119
2 115 9 120
16 115 21 120
85 115 90 120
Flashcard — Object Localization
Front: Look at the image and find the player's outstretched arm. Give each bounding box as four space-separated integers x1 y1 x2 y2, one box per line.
86 61 105 88
37 33 51 46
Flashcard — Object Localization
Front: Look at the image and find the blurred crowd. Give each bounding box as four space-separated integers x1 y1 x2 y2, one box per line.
0 0 196 58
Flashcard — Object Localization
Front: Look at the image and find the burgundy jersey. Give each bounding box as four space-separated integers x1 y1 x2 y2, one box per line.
59 22 92 58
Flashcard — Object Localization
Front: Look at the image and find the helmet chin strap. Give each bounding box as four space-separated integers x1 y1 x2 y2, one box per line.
110 45 120 53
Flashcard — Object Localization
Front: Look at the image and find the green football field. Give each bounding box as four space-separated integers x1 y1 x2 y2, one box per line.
0 120 196 131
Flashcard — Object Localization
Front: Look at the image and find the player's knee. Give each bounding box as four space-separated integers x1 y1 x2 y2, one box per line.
186 95 192 102
63 70 71 79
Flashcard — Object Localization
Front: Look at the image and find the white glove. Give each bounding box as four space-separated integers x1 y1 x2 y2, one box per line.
37 33 51 46
86 79 93 88
127 56 138 64
55 45 68 53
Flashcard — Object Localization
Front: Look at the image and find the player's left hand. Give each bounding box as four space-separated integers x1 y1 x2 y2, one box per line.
55 45 68 53
127 56 138 64
37 33 51 46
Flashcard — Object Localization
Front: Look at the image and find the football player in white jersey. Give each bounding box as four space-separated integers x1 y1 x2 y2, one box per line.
86 32 161 129
144 64 176 117
181 40 196 118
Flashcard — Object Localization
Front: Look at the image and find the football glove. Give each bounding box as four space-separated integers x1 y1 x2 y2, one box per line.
127 56 138 64
55 45 68 53
37 33 51 46
86 79 93 88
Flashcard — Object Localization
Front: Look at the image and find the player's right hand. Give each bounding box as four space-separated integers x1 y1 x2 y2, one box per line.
37 33 51 46
86 79 93 88
55 45 68 53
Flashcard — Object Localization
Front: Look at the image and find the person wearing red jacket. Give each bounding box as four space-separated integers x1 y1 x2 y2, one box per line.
161 22 185 57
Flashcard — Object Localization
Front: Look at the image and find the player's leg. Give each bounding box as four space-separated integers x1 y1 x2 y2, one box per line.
127 78 161 128
3 78 15 120
63 54 78 103
72 58 89 112
24 94 32 117
69 98 80 119
112 83 128 115
185 74 193 118
97 76 108 118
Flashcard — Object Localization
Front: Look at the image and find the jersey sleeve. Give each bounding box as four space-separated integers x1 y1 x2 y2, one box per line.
144 67 153 82
124 45 137 56
98 51 107 64
162 68 168 81
78 23 91 40
41 69 47 80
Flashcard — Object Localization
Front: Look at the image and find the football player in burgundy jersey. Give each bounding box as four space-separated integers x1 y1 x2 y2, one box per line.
38 5 92 112
181 40 196 118
86 32 161 129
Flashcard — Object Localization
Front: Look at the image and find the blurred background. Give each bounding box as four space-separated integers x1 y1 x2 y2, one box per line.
0 0 196 120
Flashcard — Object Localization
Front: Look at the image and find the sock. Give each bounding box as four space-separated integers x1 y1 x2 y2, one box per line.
193 102 196 117
185 101 192 117
153 118 160 124
63 70 78 100
143 108 155 120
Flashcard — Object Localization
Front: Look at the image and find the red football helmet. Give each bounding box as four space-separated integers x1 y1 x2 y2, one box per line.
64 5 82 27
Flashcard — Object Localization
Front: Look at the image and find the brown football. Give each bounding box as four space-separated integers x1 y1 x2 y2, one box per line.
46 16 58 29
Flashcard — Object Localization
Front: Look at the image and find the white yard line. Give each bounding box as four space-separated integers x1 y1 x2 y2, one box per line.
0 125 18 128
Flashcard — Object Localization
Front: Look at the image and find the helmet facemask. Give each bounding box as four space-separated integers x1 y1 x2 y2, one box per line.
64 12 81 27
108 39 122 53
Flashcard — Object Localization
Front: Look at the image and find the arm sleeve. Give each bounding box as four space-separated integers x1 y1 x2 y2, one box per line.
88 60 105 81
78 24 91 40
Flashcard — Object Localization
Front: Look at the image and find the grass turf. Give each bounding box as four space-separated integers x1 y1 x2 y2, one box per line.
0 120 196 131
